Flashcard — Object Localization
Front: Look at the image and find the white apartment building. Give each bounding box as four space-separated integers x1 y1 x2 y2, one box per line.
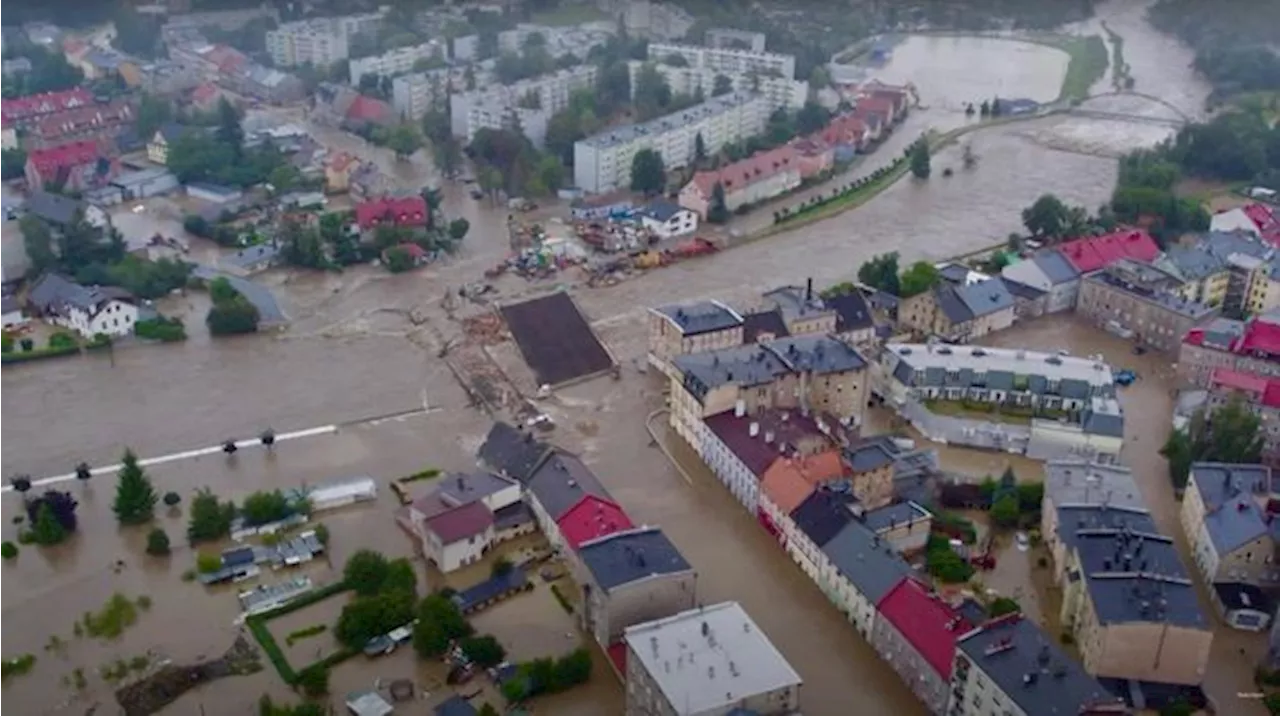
573 91 768 193
391 69 454 122
266 12 383 67
450 64 598 147
649 41 798 80
497 22 615 59
628 59 808 112
349 41 445 84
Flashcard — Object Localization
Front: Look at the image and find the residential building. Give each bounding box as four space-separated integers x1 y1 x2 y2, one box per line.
1161 243 1230 307
574 91 769 194
147 122 203 165
1180 311 1280 387
949 615 1128 716
1056 230 1161 275
1191 230 1280 316
628 58 807 113
189 81 226 112
25 140 119 193
403 471 527 572
820 519 913 637
170 42 248 79
136 60 201 96
872 577 972 715
570 190 636 220
2 87 94 128
647 300 745 373
1211 203 1280 247
25 98 136 149
670 335 869 451
763 282 877 347
1180 463 1277 586
349 41 444 85
1204 368 1280 465
759 451 849 547
622 602 802 716
705 28 767 52
1001 250 1082 314
1077 259 1218 353
897 278 1016 343
648 42 797 80
266 13 383 67
576 526 697 646
391 70 453 123
186 183 242 204
526 450 611 550
557 495 634 551
1042 461 1146 561
862 500 932 555
1212 582 1273 631
450 65 598 146
354 196 428 232
414 501 495 572
680 145 802 218
27 273 137 338
25 191 109 230
639 200 699 239
2 296 27 329
476 421 553 484
700 408 840 513
1000 276 1049 320
1050 504 1213 685
231 64 305 105
842 436 906 511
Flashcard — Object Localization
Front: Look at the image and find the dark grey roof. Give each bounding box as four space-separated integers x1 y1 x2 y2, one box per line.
28 273 133 314
935 285 974 324
821 520 912 604
862 501 929 533
157 122 202 143
866 288 899 311
957 617 1123 715
1203 491 1269 555
1000 276 1047 300
26 192 84 225
1190 463 1273 508
763 284 832 324
937 263 971 285
434 471 517 506
433 695 478 716
954 279 1015 317
577 527 692 591
1165 245 1224 281
844 436 897 472
1201 230 1273 263
892 359 915 386
763 334 867 374
741 308 790 343
790 489 855 548
1033 251 1080 283
526 451 610 521
1081 409 1125 438
654 300 743 336
224 242 281 270
1059 378 1091 400
1212 582 1270 613
826 290 875 333
1 296 19 314
477 422 550 483
644 200 687 222
675 344 792 398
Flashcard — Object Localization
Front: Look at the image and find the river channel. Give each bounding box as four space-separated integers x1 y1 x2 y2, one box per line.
1 1 1226 714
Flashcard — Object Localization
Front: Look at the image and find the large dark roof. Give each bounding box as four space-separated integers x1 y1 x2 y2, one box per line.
826 290 875 333
765 334 867 374
790 489 855 548
500 291 615 386
742 308 790 343
844 436 898 472
703 409 828 477
28 273 132 314
957 616 1123 715
821 521 911 604
477 422 550 483
527 451 611 521
1000 276 1047 300
577 527 692 590
653 300 743 336
26 191 83 225
935 285 975 324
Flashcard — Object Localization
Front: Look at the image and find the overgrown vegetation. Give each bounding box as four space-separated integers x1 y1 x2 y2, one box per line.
413 593 474 658
134 316 187 343
284 625 327 647
22 490 79 546
205 277 260 336
1161 396 1263 490
1 654 37 680
499 648 593 702
21 212 192 300
1147 0 1280 100
82 593 142 640
167 99 289 188
187 487 237 544
925 534 975 584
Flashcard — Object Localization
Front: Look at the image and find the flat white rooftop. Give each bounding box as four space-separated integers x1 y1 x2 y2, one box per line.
624 601 801 715
888 343 1114 387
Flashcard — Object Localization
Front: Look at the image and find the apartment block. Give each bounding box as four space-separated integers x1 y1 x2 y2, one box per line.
1180 463 1277 587
647 300 745 376
1204 369 1280 466
573 91 768 193
623 602 801 716
577 527 698 647
349 41 444 84
871 577 972 715
267 13 382 67
627 59 808 113
450 65 598 147
705 28 767 52
1077 259 1219 353
391 68 460 122
648 42 797 80
1180 311 1280 387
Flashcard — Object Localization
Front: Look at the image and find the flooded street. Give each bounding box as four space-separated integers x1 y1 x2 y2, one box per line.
1 1 1237 713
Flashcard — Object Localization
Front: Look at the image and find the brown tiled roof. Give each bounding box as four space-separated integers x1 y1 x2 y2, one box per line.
689 144 799 197
424 501 494 544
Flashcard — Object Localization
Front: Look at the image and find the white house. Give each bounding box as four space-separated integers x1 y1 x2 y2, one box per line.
27 273 137 338
417 501 495 572
403 471 526 573
640 200 698 239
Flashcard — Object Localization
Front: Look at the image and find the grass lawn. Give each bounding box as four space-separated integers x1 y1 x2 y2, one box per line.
1029 34 1109 104
923 399 1037 426
531 4 608 26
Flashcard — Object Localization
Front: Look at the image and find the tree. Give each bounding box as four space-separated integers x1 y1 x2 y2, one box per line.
215 98 243 155
187 488 235 544
1021 194 1071 238
240 490 293 526
1 542 16 560
630 149 665 195
988 597 1021 617
809 65 832 89
387 125 422 159
295 666 329 698
706 182 730 224
1161 397 1264 489
909 141 931 179
694 132 707 164
384 246 415 273
1 148 26 181
30 502 67 546
552 648 592 689
477 704 500 716
448 218 470 241
344 550 390 596
113 449 157 525
19 215 57 275
10 475 32 497
145 528 171 556
135 94 171 140
413 593 473 658
990 494 1021 528
796 102 832 135
336 590 416 648
899 261 941 298
857 252 901 295
595 62 631 111
461 635 507 667
712 73 734 97
206 278 260 336
267 165 299 194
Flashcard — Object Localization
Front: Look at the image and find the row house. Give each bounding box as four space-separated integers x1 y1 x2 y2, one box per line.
679 144 802 218
871 577 972 715
1211 203 1280 247
1001 249 1082 314
1076 258 1219 354
1179 310 1280 387
354 196 429 233
1 87 94 128
762 280 877 347
897 278 1016 343
700 407 841 514
26 98 136 149
400 471 529 572
646 299 745 376
25 140 119 193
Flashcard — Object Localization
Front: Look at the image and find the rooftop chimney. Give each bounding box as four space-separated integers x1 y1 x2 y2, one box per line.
806 277 814 302
765 430 775 444
749 421 760 437
735 399 746 417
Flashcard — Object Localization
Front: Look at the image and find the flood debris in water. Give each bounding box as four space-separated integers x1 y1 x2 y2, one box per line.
114 635 262 716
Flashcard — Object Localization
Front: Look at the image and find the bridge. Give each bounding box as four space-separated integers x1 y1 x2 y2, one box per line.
1064 108 1188 127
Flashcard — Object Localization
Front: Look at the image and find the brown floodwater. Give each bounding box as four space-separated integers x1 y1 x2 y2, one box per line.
2 4 1234 713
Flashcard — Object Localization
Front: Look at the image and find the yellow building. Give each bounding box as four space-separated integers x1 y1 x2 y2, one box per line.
646 300 745 378
146 124 197 166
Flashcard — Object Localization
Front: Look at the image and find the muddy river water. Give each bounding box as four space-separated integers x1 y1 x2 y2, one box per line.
5 2 1250 714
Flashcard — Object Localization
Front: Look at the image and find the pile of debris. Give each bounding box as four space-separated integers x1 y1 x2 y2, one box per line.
462 313 508 346
116 636 261 716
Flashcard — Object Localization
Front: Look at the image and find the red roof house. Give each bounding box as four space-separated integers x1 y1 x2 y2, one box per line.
1236 315 1280 357
423 500 495 546
679 145 801 218
1056 229 1160 274
30 98 135 146
817 114 869 150
25 140 118 192
877 577 972 681
2 87 94 126
345 95 396 128
355 196 429 231
557 495 633 550
1243 203 1280 247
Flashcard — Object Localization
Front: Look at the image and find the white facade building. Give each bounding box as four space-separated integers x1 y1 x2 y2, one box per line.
27 274 138 339
449 65 598 147
629 59 808 113
573 91 768 193
266 13 382 67
648 42 797 80
639 201 699 239
349 41 444 84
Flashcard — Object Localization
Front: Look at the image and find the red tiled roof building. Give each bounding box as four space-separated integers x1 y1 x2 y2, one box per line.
556 495 633 550
24 140 118 192
2 87 94 127
1056 229 1160 273
872 577 972 714
355 196 429 231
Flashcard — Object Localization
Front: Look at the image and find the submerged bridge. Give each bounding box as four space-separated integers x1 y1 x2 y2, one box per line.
1064 108 1188 127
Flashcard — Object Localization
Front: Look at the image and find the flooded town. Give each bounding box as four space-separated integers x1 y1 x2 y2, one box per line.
2 0 1279 715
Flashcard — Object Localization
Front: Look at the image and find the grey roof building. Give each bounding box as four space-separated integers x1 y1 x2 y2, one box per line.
862 501 930 533
766 334 867 374
477 421 551 483
1000 276 1047 301
577 526 698 646
26 192 87 226
28 273 133 316
825 290 876 334
652 300 744 336
527 451 611 522
790 488 856 548
578 526 692 590
623 602 801 716
675 334 867 403
1044 460 1145 512
821 520 912 605
953 278 1015 318
763 283 833 325
1034 250 1081 284
935 284 974 324
741 307 790 343
953 616 1125 716
1163 245 1224 282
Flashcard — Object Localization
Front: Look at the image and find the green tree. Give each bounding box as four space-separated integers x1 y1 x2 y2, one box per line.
267 165 299 194
1161 397 1264 489
898 261 941 298
1 148 27 181
344 550 390 596
448 218 471 241
295 665 329 698
809 65 832 89
796 102 832 135
239 490 293 526
412 593 473 658
694 132 707 164
477 704 500 716
30 502 67 546
215 98 244 155
145 528 170 556
19 215 57 274
387 125 423 159
112 450 157 525
187 488 235 544
990 494 1021 528
595 62 632 111
384 246 415 273
706 182 730 224
336 590 416 648
1021 194 1071 238
552 648 592 689
712 73 734 97
135 94 171 140
205 278 260 336
909 141 931 179
460 634 507 667
988 597 1021 617
630 149 665 195
857 252 901 296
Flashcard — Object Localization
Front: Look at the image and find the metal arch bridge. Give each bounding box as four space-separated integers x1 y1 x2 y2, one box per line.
1063 90 1193 128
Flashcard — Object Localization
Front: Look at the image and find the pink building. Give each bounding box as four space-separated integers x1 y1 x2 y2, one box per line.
679 145 801 218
